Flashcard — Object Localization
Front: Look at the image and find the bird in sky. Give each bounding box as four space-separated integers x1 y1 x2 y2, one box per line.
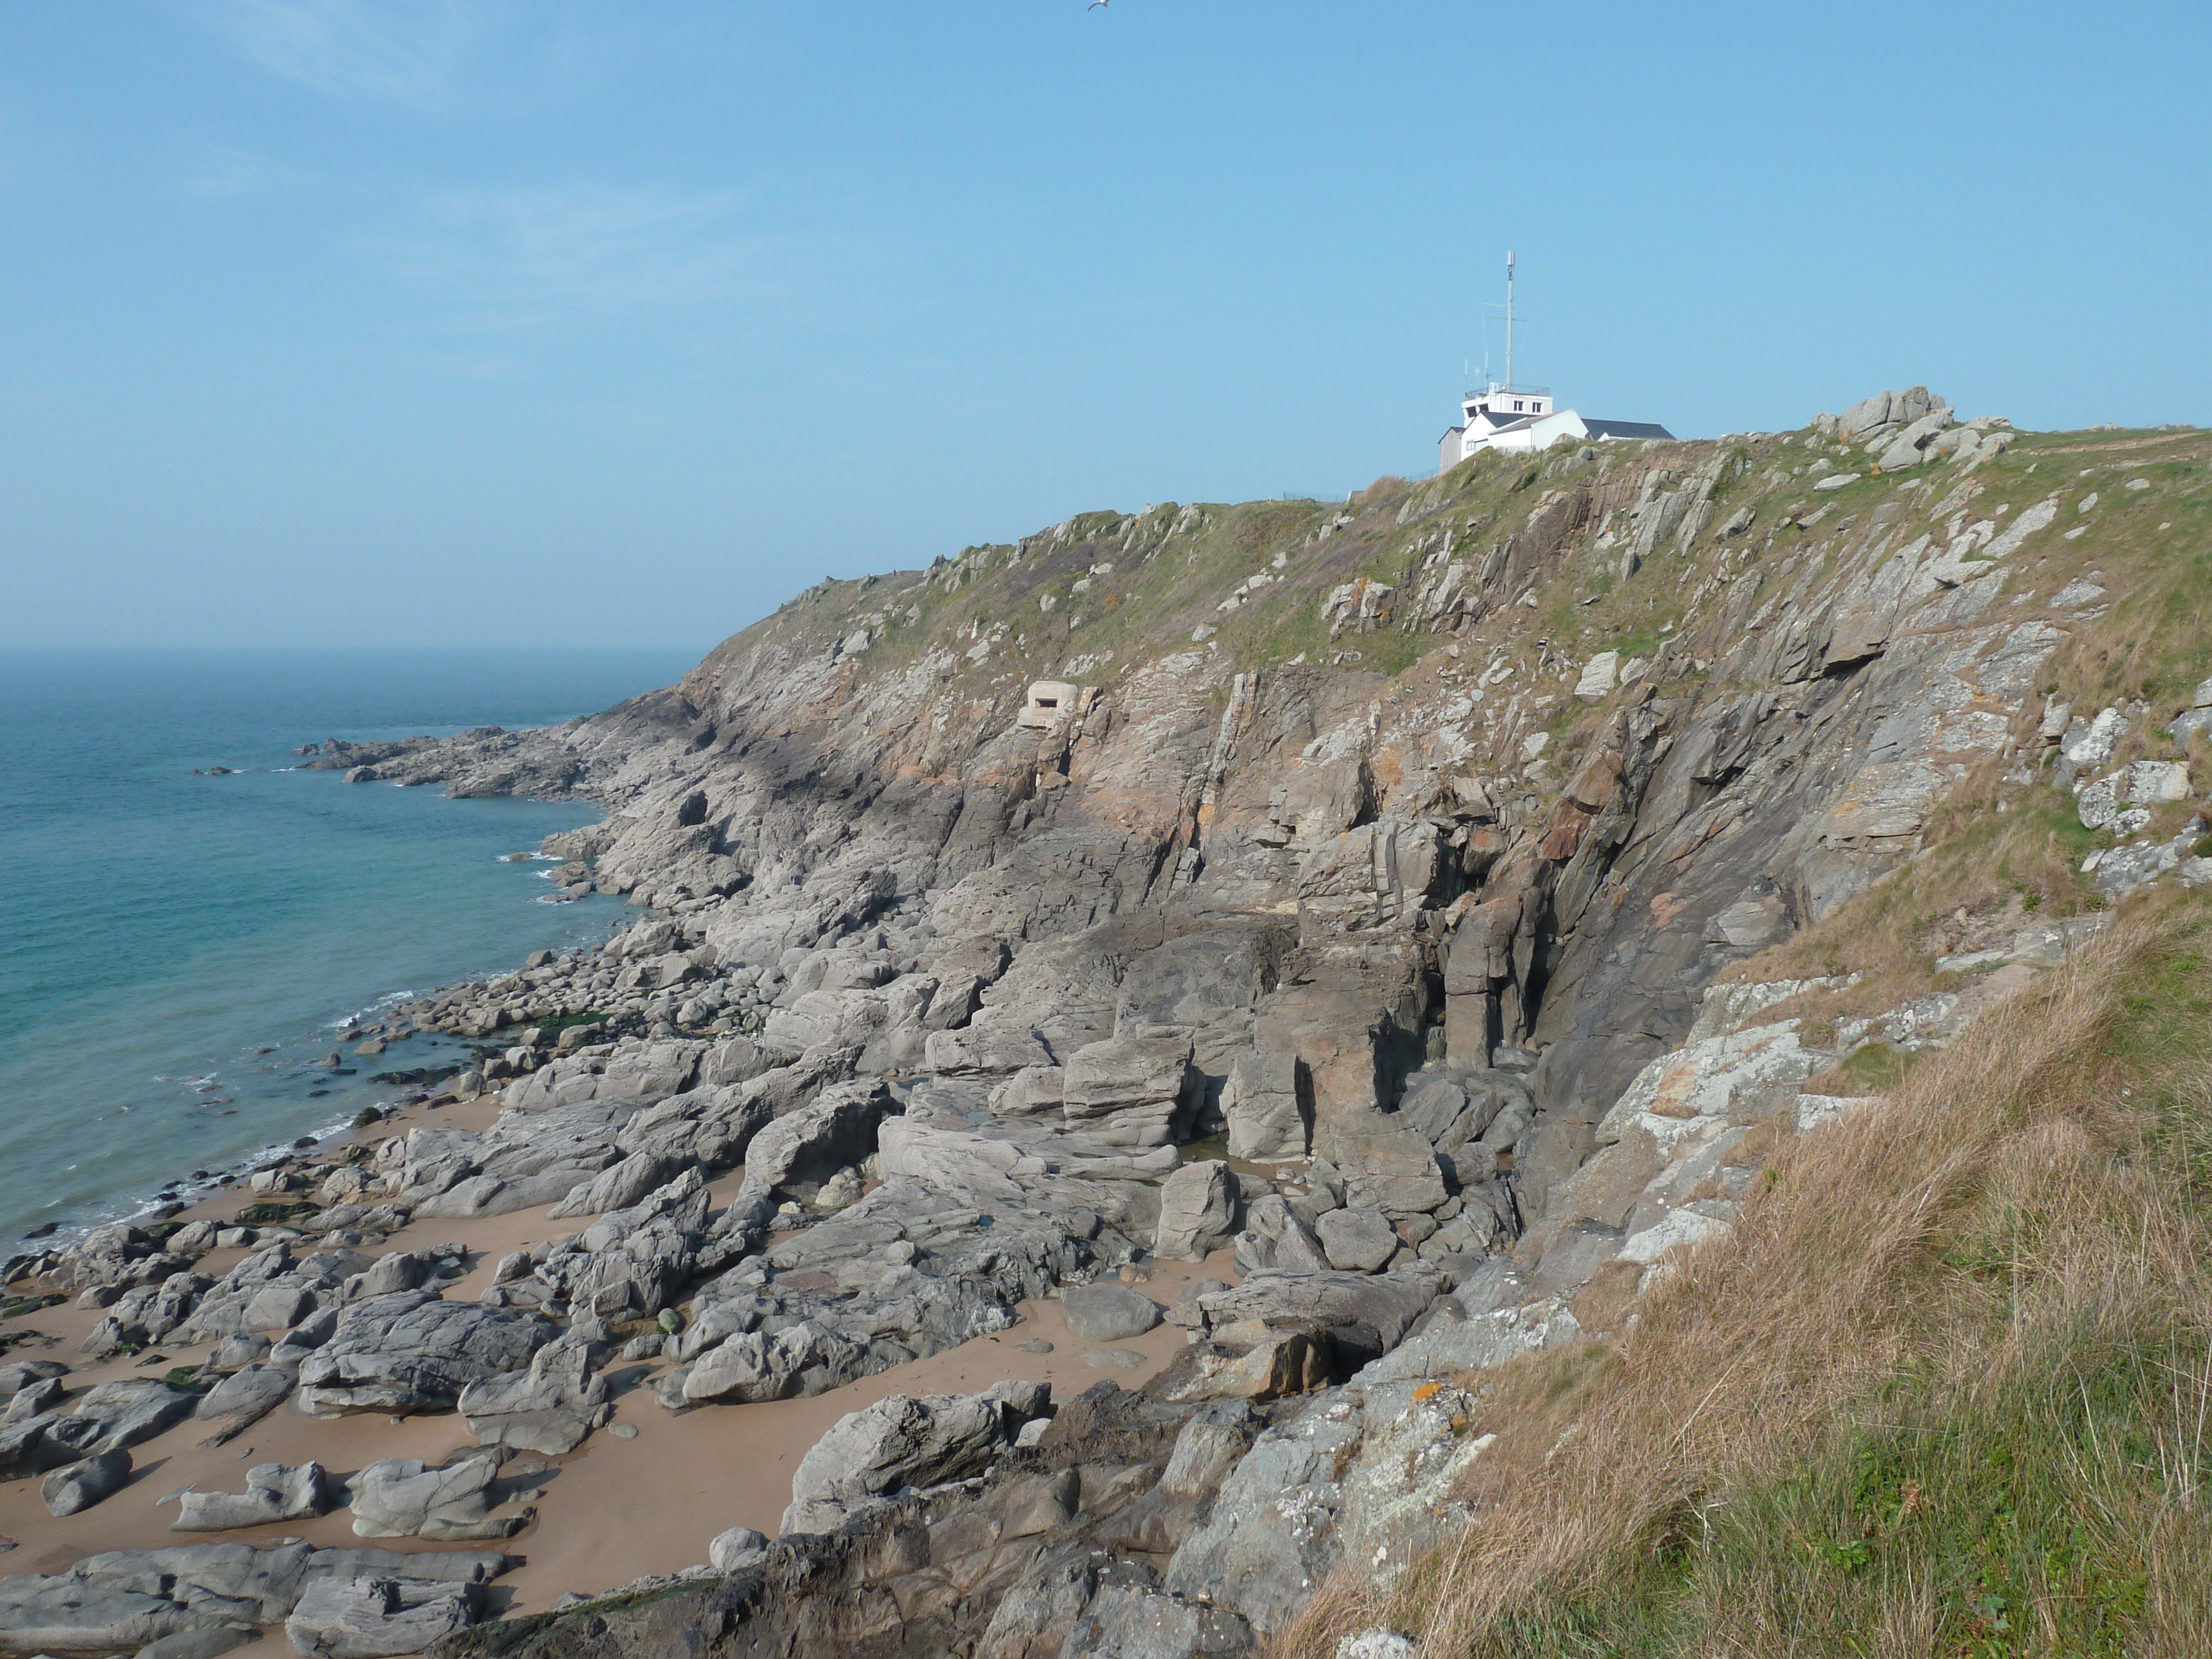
1089 1 1109 9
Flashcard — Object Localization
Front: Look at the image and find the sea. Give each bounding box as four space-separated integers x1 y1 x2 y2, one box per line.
0 648 701 1249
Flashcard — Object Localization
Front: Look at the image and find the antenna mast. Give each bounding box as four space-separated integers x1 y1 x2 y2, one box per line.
1504 249 1515 390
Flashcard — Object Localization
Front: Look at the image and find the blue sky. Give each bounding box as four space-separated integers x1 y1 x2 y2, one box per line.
3 2 2206 650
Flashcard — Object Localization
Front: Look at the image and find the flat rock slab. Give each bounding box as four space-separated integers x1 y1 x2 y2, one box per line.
284 1573 485 1659
0 1542 512 1656
1083 1348 1148 1369
296 1290 557 1416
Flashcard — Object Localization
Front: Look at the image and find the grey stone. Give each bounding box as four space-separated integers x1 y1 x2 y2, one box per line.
3 1374 66 1425
0 1360 67 1400
173 1463 330 1531
70 1379 197 1455
1224 1051 1307 1160
193 1364 295 1438
1060 1583 1254 1657
1316 1207 1398 1272
207 1335 272 1373
1160 1402 1261 1499
0 1542 510 1657
346 1451 518 1541
283 1573 484 1659
1060 1033 1197 1147
1165 1391 1365 1635
681 1319 865 1405
1155 1160 1239 1261
0 1408 107 1481
547 1149 681 1220
1197 1270 1442 1369
781 1386 1029 1533
1232 1195 1331 1276
347 1250 431 1300
1083 1348 1147 1369
708 1526 769 1572
296 1291 556 1416
1062 1282 1162 1342
738 1078 893 1195
43 1446 132 1516
1316 1111 1448 1217
1336 1631 1417 1659
458 1339 609 1455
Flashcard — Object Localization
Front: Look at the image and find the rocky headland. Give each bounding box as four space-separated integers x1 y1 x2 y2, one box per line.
7 394 2211 1658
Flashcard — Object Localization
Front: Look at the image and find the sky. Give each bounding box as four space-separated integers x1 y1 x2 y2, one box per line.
3 2 2207 651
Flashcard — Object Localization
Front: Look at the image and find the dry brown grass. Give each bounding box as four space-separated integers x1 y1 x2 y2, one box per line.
1270 902 2212 1658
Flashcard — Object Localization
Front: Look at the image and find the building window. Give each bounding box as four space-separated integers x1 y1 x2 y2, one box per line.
1514 400 1524 411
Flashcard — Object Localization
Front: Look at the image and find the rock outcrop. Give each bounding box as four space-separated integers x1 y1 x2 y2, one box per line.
11 400 2206 1659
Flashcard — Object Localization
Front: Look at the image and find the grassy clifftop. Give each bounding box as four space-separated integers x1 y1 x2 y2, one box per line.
1281 896 2212 1657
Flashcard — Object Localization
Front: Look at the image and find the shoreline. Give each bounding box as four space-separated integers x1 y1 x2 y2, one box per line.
0 1074 1235 1611
2 835 627 1256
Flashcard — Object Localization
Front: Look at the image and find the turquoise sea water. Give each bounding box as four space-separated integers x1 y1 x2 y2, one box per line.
0 649 696 1246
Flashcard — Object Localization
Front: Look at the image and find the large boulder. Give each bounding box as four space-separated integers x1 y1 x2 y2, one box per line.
1316 1110 1447 1217
739 1078 893 1195
193 1364 295 1439
458 1339 608 1455
780 1381 1046 1534
682 1319 866 1405
0 1359 67 1401
1062 1282 1163 1343
1316 1207 1398 1272
546 1150 681 1221
1155 1161 1239 1261
43 1446 132 1517
0 1408 106 1480
284 1574 486 1659
1232 1196 1331 1276
346 1451 519 1541
1060 1033 1197 1147
1224 1051 1308 1160
1058 1584 1254 1658
296 1292 557 1416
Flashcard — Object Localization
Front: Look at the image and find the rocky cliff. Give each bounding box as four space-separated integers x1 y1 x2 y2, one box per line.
7 395 2208 1659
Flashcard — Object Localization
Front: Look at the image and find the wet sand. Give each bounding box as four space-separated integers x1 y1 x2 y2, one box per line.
0 1089 1239 1631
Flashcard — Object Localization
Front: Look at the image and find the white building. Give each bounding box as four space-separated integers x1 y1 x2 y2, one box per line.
1436 252 1671 469
1438 390 1671 469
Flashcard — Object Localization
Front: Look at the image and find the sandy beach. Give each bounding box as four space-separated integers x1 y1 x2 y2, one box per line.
1 1086 1241 1639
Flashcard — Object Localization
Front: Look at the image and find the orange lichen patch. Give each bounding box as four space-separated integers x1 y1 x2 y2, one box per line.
1649 890 1687 927
1412 1382 1444 1402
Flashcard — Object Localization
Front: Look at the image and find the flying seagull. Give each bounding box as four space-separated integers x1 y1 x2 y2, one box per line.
1089 1 1109 9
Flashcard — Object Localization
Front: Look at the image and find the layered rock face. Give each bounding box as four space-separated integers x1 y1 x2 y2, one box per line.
357 391 2098 1247
11 399 2205 1659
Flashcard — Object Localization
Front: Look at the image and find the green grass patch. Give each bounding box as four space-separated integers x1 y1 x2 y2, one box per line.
232 1200 317 1226
1806 1042 1922 1097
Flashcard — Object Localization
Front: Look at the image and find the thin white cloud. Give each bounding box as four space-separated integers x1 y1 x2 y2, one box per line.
195 0 509 109
180 144 319 198
384 184 787 328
